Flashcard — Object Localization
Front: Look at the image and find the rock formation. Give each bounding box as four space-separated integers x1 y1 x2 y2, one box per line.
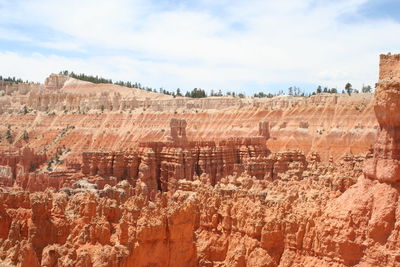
81 118 273 193
168 118 188 143
0 72 376 161
0 147 46 186
44 74 68 90
1 54 400 266
0 151 374 267
364 54 400 182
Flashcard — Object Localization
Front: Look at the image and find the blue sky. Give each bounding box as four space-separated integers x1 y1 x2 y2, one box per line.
0 0 399 95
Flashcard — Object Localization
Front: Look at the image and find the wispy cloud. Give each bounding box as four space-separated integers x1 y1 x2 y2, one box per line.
0 0 399 94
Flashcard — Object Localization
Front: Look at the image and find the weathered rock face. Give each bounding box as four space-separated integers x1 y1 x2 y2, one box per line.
82 119 273 193
168 118 188 143
0 181 198 267
259 120 270 138
23 75 245 113
0 153 378 267
0 151 395 267
2 54 400 267
44 74 68 90
364 54 400 182
0 147 46 186
0 90 376 162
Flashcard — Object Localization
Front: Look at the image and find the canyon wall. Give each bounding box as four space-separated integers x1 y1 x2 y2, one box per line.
0 93 376 163
0 73 376 162
1 54 400 266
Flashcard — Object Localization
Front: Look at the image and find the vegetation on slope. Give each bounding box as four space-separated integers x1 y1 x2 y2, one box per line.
0 76 26 84
1 71 373 99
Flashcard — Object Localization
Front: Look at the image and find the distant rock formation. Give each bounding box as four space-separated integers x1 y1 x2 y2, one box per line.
82 118 274 193
0 147 46 186
259 120 270 138
44 74 68 90
168 118 188 144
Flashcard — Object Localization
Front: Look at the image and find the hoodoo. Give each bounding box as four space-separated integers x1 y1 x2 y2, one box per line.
364 54 400 182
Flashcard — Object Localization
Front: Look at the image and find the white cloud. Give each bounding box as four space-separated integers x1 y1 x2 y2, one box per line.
0 26 32 42
0 0 399 93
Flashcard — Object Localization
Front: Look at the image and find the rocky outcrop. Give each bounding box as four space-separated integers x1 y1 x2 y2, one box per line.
0 181 198 267
27 90 142 112
168 118 188 143
364 54 400 182
0 166 13 186
0 151 378 267
0 147 46 184
82 119 273 193
14 171 79 192
259 120 270 138
0 80 41 97
44 74 68 90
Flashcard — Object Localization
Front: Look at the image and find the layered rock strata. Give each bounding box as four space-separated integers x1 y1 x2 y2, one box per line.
44 74 68 90
0 73 376 161
1 54 399 267
82 119 276 193
364 54 400 182
0 148 381 267
0 147 46 186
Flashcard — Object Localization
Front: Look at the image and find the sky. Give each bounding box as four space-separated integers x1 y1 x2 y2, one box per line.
0 0 399 95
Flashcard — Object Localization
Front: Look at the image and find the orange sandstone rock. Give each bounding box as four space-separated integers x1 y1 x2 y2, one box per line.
364 54 400 182
1 54 400 267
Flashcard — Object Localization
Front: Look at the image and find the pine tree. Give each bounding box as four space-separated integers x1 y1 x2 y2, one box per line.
345 83 353 95
362 85 372 93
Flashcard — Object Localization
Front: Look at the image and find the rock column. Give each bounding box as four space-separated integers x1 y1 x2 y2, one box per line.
364 54 400 182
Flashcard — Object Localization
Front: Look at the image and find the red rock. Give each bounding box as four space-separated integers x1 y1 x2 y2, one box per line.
364 54 400 182
1 55 400 267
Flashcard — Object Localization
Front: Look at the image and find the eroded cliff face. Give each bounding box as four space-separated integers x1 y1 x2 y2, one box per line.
0 153 366 267
0 181 197 267
364 54 400 182
0 54 400 267
0 148 47 187
0 93 376 163
81 119 272 194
